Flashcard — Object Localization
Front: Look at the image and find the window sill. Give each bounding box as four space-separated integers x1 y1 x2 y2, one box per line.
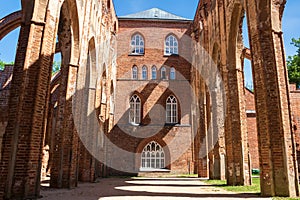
163 53 179 57
129 53 144 56
129 122 140 126
139 168 170 172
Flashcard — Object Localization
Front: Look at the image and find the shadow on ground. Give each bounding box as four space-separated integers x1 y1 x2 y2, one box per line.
40 177 270 200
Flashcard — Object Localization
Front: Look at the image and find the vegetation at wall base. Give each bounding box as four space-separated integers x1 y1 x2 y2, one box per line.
203 177 260 194
204 177 300 199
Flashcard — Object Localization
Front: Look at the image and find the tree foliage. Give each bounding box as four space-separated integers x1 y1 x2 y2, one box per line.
0 60 14 71
0 60 5 70
52 61 61 75
287 38 300 87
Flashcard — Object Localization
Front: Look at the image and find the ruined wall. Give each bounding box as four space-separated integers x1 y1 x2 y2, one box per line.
0 65 13 160
0 0 118 198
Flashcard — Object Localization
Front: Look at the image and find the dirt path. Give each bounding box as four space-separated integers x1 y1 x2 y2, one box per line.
40 177 271 200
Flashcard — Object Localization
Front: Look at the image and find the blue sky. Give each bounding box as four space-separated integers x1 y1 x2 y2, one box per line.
0 0 300 85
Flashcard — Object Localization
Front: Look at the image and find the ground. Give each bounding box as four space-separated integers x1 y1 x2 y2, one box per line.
41 177 271 200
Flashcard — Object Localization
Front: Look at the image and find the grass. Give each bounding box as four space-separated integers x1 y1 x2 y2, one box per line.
203 178 300 200
203 177 260 194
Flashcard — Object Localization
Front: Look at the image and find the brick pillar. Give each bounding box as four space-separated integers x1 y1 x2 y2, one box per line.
245 0 299 196
197 81 209 178
210 88 226 180
79 142 95 182
224 67 251 186
50 64 79 188
0 12 56 200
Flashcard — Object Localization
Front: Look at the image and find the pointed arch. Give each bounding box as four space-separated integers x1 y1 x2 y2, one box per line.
141 141 165 169
170 67 176 80
151 65 157 80
132 65 138 79
166 95 178 123
129 94 141 124
161 66 166 80
142 65 147 80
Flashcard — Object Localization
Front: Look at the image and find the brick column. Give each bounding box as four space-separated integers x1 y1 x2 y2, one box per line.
210 88 226 180
224 67 251 186
245 0 299 196
197 81 209 178
79 142 95 182
50 64 79 188
0 15 57 200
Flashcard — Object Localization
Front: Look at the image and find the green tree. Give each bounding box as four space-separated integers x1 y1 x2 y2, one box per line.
0 60 14 71
287 38 300 88
52 61 61 75
0 60 5 70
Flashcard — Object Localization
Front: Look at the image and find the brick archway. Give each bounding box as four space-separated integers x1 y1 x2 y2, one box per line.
0 11 22 40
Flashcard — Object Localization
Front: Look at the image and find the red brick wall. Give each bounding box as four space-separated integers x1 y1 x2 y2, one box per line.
244 88 259 169
289 83 300 172
110 19 194 174
0 65 13 159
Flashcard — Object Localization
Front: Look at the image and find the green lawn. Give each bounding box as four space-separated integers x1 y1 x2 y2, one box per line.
203 178 300 200
203 177 260 194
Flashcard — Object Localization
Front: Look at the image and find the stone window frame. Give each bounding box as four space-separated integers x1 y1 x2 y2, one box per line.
161 66 167 80
164 34 179 56
129 94 141 125
142 65 148 80
170 67 176 80
132 65 138 80
141 141 165 169
151 65 157 80
130 33 145 55
166 95 178 124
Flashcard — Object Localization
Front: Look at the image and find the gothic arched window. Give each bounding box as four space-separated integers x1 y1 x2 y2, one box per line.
132 65 138 79
151 66 157 80
141 141 165 169
165 35 178 55
129 95 141 124
170 67 176 80
166 95 178 123
142 66 147 80
131 34 144 54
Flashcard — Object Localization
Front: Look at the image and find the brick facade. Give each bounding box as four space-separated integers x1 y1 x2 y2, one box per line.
110 18 195 174
0 0 299 198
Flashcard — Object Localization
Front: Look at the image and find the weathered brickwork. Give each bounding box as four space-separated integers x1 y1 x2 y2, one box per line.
110 18 194 175
0 0 117 199
244 88 259 169
191 0 298 196
0 0 299 198
284 84 300 176
0 65 13 161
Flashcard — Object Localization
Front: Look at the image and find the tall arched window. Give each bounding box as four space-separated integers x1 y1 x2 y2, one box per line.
165 35 178 55
142 66 147 80
161 66 166 80
170 67 176 80
131 34 144 54
132 66 138 79
129 95 141 124
141 141 165 169
166 95 178 123
151 66 157 80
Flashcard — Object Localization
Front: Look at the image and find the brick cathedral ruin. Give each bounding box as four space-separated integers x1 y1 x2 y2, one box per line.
0 0 299 199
